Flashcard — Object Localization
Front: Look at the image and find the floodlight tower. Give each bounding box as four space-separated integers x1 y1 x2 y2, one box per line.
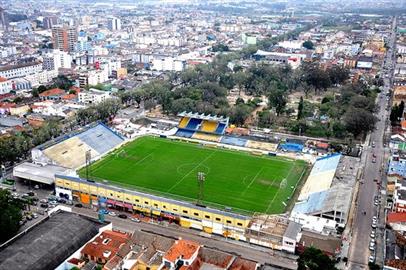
197 172 205 205
85 150 91 181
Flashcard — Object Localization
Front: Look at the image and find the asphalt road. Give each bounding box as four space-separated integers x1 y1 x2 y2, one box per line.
72 207 299 270
347 17 397 269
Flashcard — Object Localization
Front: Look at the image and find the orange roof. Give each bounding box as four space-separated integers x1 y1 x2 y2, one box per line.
164 239 200 263
387 212 406 223
62 94 77 100
0 102 16 109
81 230 130 262
401 120 406 130
0 76 7 82
39 88 65 97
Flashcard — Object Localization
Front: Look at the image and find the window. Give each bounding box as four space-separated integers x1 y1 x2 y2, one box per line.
183 210 188 214
237 222 243 226
173 208 178 212
194 212 199 216
215 217 221 221
205 215 210 219
163 205 167 209
144 201 149 205
226 220 232 224
135 199 139 202
154 203 158 207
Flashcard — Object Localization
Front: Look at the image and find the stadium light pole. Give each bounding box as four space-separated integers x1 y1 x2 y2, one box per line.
85 150 91 182
197 172 205 205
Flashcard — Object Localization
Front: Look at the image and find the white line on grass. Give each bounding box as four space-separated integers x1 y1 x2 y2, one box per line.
167 150 217 193
241 167 264 196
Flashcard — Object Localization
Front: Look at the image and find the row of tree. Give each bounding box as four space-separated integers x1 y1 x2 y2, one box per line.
0 121 62 165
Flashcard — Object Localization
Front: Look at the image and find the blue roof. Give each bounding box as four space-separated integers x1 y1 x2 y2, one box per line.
76 123 124 155
293 190 328 214
388 160 406 177
310 153 341 175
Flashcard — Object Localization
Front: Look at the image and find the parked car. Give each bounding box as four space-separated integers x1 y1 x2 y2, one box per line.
75 203 83 208
369 255 375 263
40 203 48 208
130 217 141 223
370 231 375 239
118 214 128 219
108 212 116 217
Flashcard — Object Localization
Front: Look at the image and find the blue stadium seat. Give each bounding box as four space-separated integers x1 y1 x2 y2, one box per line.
185 118 202 130
175 129 195 138
220 136 248 147
215 123 226 134
76 124 124 154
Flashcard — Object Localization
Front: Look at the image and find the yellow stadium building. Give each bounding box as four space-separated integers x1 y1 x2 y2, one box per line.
55 174 251 241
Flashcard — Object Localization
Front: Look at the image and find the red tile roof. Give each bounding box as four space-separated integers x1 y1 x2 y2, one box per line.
62 94 77 100
164 239 200 263
0 77 7 82
39 88 65 97
81 230 130 262
387 212 406 223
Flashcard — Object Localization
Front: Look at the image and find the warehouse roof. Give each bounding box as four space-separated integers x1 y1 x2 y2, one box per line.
0 211 104 270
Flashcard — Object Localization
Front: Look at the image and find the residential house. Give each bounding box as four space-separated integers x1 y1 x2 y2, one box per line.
39 88 66 101
81 230 130 265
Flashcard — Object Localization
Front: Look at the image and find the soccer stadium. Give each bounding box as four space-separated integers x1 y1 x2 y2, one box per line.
53 113 313 243
77 136 307 214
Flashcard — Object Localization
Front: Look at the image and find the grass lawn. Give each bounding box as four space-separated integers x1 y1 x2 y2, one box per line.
79 136 308 214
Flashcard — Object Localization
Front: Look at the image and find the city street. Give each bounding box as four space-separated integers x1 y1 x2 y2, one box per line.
347 16 397 269
72 206 299 270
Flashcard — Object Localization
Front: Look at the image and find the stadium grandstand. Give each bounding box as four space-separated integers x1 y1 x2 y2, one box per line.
175 112 282 151
298 153 341 201
175 112 229 141
31 123 124 169
290 153 358 228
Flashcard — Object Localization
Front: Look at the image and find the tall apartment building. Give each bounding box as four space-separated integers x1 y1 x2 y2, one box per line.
52 25 78 52
43 16 58 29
107 17 121 31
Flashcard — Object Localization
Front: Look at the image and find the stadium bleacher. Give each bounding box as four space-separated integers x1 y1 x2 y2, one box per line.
36 123 125 169
178 117 190 128
77 124 124 155
185 118 202 130
175 129 195 138
192 132 221 142
200 121 218 133
215 123 226 134
220 136 248 147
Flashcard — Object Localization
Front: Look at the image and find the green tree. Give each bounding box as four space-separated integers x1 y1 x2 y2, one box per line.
268 88 287 116
328 66 349 85
297 96 304 120
0 189 23 242
302 40 314 50
344 107 377 137
298 247 337 270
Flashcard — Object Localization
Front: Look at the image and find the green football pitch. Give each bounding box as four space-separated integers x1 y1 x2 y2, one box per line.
79 136 308 214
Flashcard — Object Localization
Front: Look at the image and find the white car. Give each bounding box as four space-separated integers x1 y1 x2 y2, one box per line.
108 212 116 217
130 217 140 223
369 255 375 263
370 231 375 239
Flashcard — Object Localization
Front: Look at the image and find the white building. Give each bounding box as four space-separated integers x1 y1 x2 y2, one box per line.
0 77 13 94
43 50 72 71
25 69 58 87
78 68 108 87
78 88 112 104
152 57 186 72
0 62 43 79
107 17 121 31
